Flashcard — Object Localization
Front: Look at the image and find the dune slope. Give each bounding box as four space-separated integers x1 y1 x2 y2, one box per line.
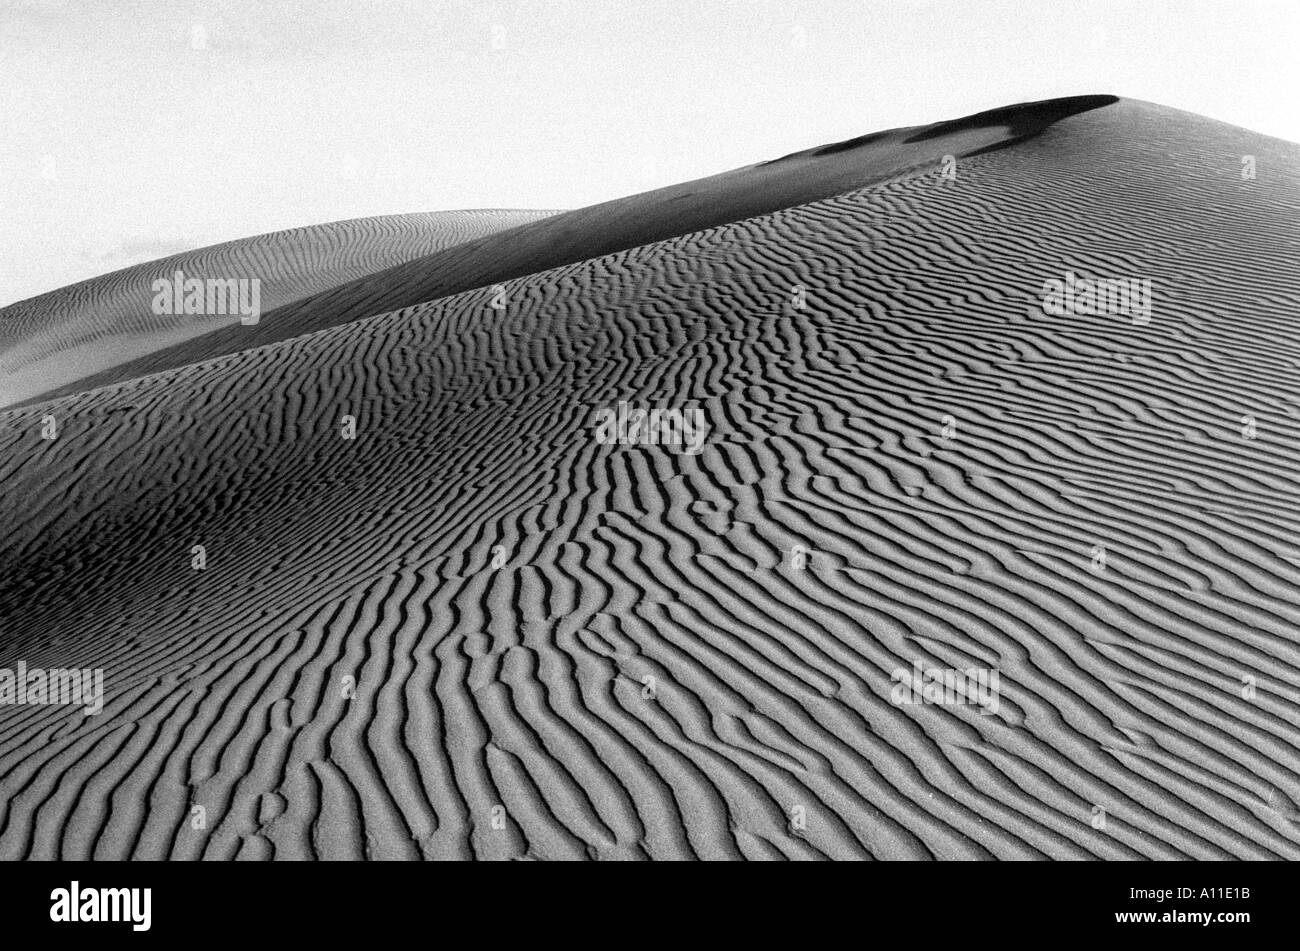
0 209 556 408
1 97 1299 860
7 96 1116 408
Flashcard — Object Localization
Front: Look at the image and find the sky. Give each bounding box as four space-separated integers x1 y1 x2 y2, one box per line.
2 0 1297 306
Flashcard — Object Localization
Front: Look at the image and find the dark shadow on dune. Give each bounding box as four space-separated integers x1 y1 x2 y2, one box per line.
906 94 1118 143
757 95 1116 168
758 131 892 166
962 135 1035 159
811 130 893 158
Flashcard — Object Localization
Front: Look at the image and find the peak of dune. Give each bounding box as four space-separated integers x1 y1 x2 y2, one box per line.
3 94 1290 413
904 93 1119 141
1 94 1131 409
764 94 1119 164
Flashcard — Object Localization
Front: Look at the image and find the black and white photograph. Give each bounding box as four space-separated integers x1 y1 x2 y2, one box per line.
0 0 1296 937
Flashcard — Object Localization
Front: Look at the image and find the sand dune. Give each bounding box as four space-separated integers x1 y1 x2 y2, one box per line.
2 96 1299 859
5 97 1116 409
0 209 556 408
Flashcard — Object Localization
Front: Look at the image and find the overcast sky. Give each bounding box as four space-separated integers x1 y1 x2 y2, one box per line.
2 0 1296 306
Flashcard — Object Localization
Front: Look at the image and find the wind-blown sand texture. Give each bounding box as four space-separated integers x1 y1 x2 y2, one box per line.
2 96 1299 860
0 209 556 409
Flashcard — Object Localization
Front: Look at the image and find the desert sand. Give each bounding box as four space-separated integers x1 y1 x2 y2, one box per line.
0 209 556 409
1 96 1298 859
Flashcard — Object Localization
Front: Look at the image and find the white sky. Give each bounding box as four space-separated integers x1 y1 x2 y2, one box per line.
2 0 1297 306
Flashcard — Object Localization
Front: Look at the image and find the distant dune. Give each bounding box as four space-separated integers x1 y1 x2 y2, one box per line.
2 97 1299 859
0 209 556 408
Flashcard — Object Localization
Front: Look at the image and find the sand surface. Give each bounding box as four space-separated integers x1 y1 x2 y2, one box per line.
2 97 1299 859
0 209 556 408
